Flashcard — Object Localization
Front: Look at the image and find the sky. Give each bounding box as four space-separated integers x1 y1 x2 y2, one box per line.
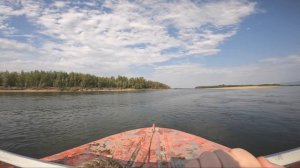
0 0 299 88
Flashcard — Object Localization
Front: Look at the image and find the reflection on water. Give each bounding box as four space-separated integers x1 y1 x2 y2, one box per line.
0 87 300 158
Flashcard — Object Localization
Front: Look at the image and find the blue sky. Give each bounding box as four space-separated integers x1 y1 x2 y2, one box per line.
0 0 299 88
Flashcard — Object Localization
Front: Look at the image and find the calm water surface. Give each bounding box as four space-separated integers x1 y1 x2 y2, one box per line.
0 87 299 158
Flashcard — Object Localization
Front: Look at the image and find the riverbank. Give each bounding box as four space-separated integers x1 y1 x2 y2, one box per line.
195 84 281 90
0 88 157 93
214 85 280 90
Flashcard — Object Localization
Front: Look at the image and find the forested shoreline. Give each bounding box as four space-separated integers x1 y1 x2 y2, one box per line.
0 71 170 90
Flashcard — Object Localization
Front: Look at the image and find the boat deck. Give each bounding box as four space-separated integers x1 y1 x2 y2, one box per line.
1 125 299 167
41 125 229 167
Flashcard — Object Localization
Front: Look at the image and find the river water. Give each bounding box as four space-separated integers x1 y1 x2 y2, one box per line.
0 87 299 159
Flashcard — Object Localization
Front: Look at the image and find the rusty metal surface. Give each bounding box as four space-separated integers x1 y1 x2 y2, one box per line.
41 125 230 167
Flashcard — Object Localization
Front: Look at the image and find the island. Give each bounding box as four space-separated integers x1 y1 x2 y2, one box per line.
0 71 170 92
195 84 281 89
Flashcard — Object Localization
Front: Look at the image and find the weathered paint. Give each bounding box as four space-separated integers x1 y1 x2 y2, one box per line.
1 126 299 167
40 125 229 167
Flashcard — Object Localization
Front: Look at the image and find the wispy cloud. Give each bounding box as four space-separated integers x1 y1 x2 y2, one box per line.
151 55 300 88
0 0 256 77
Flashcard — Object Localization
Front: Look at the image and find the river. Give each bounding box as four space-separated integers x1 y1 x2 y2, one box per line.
0 87 299 159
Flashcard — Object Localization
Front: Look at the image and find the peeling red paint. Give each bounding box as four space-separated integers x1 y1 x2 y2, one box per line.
40 125 229 167
0 126 230 167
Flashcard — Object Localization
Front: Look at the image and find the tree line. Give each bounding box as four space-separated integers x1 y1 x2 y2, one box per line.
0 71 170 89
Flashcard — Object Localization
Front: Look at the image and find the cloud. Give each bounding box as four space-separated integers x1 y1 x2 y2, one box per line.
0 38 35 51
0 0 256 76
150 55 300 88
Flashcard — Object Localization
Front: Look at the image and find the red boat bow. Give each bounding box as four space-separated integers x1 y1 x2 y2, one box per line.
42 124 229 167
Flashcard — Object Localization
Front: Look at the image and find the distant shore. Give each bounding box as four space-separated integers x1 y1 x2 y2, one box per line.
0 88 157 93
195 84 282 90
214 85 280 90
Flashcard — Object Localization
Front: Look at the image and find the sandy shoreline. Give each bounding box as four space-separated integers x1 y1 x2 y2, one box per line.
0 88 149 93
214 86 280 90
